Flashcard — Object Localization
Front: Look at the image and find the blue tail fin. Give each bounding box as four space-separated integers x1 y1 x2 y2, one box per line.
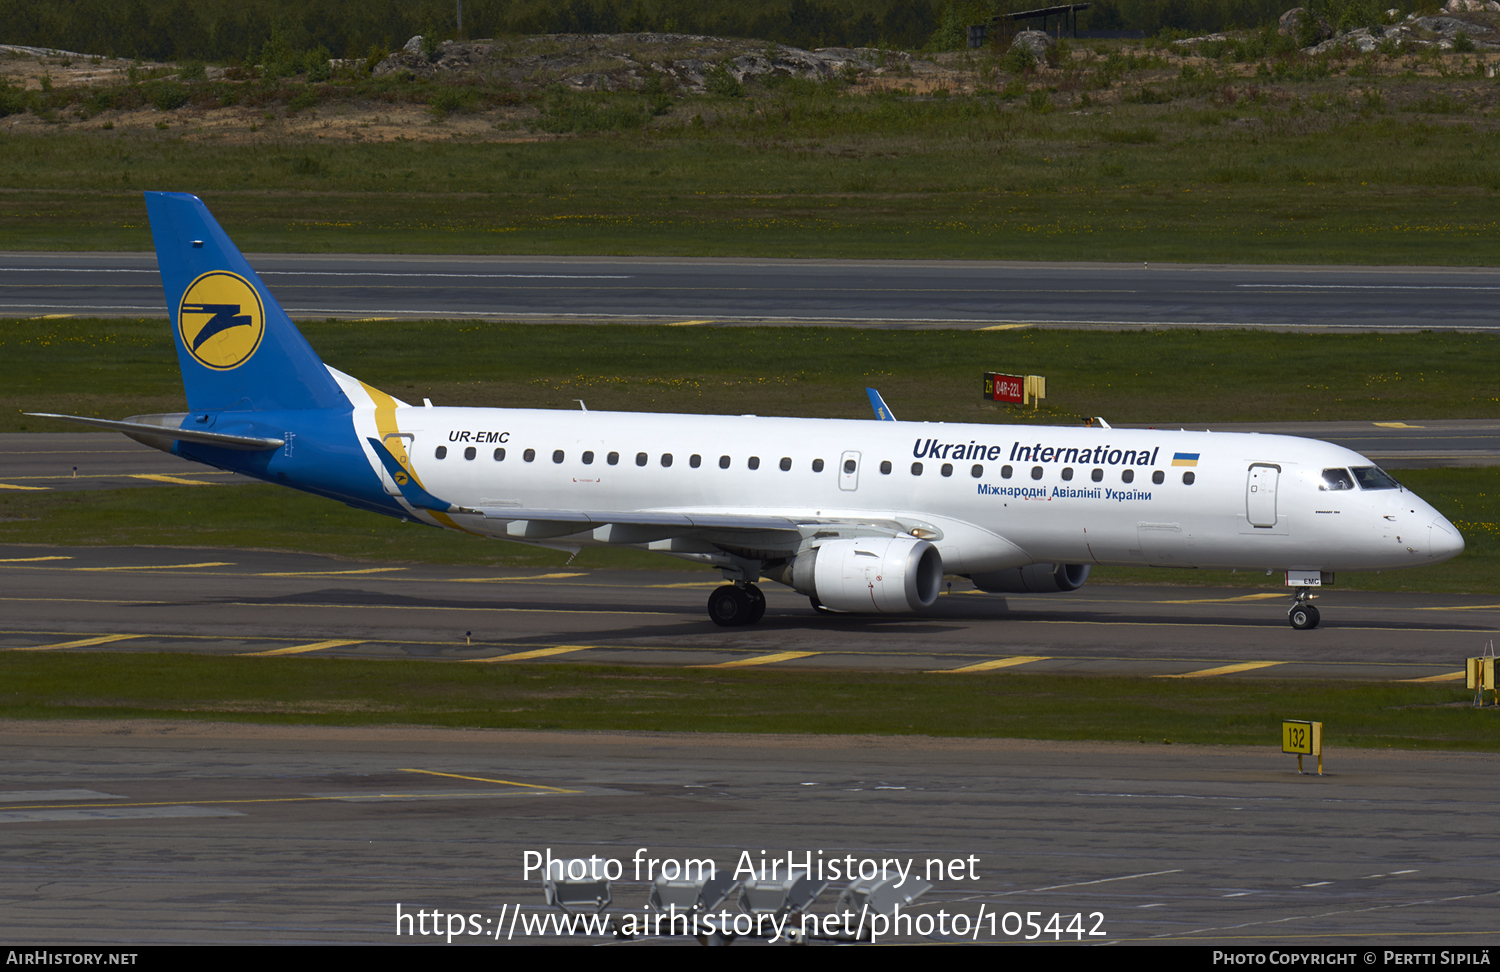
145 192 350 413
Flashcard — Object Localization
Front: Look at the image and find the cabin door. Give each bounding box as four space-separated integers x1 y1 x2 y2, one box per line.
1246 463 1280 528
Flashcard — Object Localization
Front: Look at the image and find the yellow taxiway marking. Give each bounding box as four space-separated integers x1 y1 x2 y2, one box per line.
76 562 234 571
13 634 141 652
1374 422 1424 428
1155 593 1287 604
244 639 365 657
934 655 1050 674
1415 604 1500 611
1398 671 1467 683
1158 661 1284 678
699 651 821 669
648 581 726 589
256 567 406 577
667 320 712 326
448 572 588 583
976 323 1032 331
470 645 593 663
0 483 48 490
129 473 218 485
399 768 582 793
0 556 72 563
39 314 73 319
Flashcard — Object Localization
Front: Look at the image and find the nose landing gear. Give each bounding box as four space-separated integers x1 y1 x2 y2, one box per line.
1288 587 1320 630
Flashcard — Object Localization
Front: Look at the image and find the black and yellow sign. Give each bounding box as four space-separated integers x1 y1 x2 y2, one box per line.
1281 720 1321 756
178 271 265 370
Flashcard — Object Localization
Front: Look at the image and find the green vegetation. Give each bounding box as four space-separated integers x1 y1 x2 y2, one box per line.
8 319 1499 431
1 653 1494 749
5 24 1500 262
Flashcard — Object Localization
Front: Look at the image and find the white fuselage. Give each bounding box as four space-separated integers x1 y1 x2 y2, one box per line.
356 405 1464 575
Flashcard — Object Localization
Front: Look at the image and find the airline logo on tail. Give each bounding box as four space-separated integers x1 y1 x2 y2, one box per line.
178 271 265 370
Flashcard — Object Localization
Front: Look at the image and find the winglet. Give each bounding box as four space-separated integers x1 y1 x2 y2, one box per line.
866 388 897 422
365 437 456 512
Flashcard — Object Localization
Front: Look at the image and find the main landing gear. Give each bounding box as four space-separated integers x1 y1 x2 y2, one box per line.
1288 587 1320 630
708 583 766 627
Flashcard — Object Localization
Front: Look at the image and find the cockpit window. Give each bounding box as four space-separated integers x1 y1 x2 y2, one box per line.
1320 468 1355 491
1351 466 1400 490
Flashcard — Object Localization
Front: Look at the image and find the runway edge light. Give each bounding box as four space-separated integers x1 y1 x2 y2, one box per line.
1282 720 1324 776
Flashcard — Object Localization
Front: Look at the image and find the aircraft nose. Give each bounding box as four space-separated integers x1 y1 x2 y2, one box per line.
1429 516 1465 563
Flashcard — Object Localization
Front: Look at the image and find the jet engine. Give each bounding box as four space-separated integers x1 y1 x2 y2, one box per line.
772 537 944 613
969 563 1091 594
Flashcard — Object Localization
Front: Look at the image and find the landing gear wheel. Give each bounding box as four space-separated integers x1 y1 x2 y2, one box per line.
708 585 752 627
744 584 766 624
1289 604 1320 630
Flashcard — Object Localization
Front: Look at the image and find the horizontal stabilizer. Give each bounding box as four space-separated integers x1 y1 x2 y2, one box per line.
25 412 284 451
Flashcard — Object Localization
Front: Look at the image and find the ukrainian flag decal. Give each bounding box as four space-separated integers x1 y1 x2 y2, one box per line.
178 271 265 370
1172 452 1200 466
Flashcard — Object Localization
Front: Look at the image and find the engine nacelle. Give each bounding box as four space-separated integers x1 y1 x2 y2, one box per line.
969 563 1091 594
774 537 944 613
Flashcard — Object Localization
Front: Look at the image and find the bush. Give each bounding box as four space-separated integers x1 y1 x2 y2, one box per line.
150 82 189 111
177 61 206 81
705 64 743 98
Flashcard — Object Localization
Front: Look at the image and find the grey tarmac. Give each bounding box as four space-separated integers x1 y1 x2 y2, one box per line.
6 252 1500 330
0 722 1496 945
0 545 1492 680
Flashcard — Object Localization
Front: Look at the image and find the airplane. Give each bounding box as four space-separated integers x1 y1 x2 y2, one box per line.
31 193 1465 630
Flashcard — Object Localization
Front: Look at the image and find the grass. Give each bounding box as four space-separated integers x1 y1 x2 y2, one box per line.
4 41 1500 262
7 319 1500 434
1 653 1495 749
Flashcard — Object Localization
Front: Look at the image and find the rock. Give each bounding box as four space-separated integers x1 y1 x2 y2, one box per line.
403 35 423 54
1010 30 1055 60
1279 7 1335 43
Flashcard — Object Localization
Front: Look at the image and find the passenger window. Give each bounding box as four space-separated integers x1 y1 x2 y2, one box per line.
719 455 731 469
941 463 953 477
970 464 983 478
523 448 535 462
1152 470 1164 485
435 446 448 459
661 453 673 467
877 460 889 475
493 447 505 461
1122 469 1135 484
780 457 792 471
607 451 619 465
464 446 476 460
582 451 594 465
814 458 827 473
1091 468 1103 482
1183 471 1196 485
748 456 761 470
843 458 856 474
911 462 923 476
1001 465 1012 479
1060 467 1073 482
552 450 564 464
690 454 701 468
1030 466 1043 480
635 452 648 466
1321 468 1355 491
